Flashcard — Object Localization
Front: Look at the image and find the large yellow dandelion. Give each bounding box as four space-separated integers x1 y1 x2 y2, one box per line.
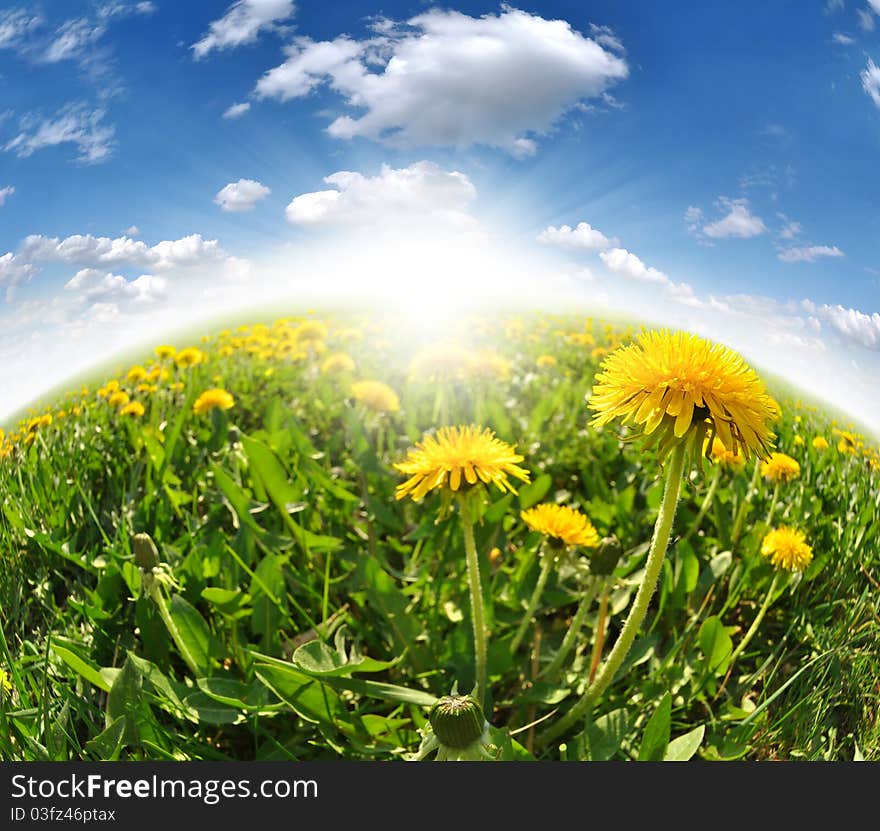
761 527 813 572
521 504 600 548
351 380 400 413
394 425 530 502
193 388 235 415
589 330 778 461
761 452 801 483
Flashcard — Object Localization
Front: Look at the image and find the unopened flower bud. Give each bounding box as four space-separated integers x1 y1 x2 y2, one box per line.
429 695 485 749
133 532 160 570
590 535 623 576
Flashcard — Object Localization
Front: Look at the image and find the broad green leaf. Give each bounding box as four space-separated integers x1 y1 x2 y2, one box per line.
581 708 632 761
51 644 111 693
292 639 399 677
518 474 553 510
663 724 705 761
638 692 671 761
166 594 215 677
698 616 733 674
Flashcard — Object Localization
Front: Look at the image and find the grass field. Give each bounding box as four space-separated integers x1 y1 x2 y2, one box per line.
0 311 877 761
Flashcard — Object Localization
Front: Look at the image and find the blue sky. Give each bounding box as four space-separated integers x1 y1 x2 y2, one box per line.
1 1 879 432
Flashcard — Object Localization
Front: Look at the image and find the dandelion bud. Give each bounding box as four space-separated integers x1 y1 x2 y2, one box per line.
132 532 160 570
429 695 486 749
590 535 623 576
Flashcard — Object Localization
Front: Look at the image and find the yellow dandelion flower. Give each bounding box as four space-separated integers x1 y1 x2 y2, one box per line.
351 380 401 413
793 434 804 446
175 347 206 368
294 320 328 344
108 391 130 409
127 365 148 382
120 401 145 418
521 504 600 548
137 383 158 394
590 346 608 361
761 527 813 573
833 429 858 454
536 354 557 368
812 436 829 451
707 435 746 468
761 452 800 483
589 330 778 461
321 353 356 374
193 388 235 415
155 345 177 360
394 425 530 502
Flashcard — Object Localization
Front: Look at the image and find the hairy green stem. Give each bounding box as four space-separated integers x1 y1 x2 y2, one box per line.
459 498 488 708
731 457 761 545
764 481 781 528
539 577 601 681
510 546 554 655
537 442 687 749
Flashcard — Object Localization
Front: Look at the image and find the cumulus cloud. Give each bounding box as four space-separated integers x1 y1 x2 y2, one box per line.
285 162 478 230
537 221 617 251
862 59 880 107
64 268 168 304
777 244 845 263
699 197 767 239
20 232 233 271
192 0 296 59
0 252 36 301
223 101 251 119
255 6 629 157
599 246 699 306
3 103 115 164
0 185 13 206
816 304 880 349
214 178 271 212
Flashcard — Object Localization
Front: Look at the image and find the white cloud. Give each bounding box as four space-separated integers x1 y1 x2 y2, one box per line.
778 244 845 263
0 252 36 301
223 101 251 119
777 215 803 239
0 8 43 51
537 221 618 251
255 7 629 157
861 59 880 107
192 0 296 59
214 178 271 212
4 103 115 164
817 304 880 349
588 23 625 53
0 185 14 206
124 225 140 236
599 246 699 306
43 18 106 63
20 232 233 271
857 8 876 30
285 162 478 230
832 32 855 44
700 197 767 239
64 268 168 304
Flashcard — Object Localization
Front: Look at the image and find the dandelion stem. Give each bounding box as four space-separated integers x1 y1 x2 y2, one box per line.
539 577 601 681
459 497 488 708
722 571 782 692
537 442 687 748
510 546 554 655
588 578 611 685
683 464 721 542
731 457 761 545
764 482 781 528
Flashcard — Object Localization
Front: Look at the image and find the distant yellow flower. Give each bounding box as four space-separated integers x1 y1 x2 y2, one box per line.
521 504 600 548
590 346 608 361
761 452 800 483
409 342 470 382
127 365 148 382
351 380 400 413
707 436 746 468
812 436 829 451
105 380 120 393
395 425 530 502
589 330 778 461
833 429 858 454
321 353 356 374
793 435 804 446
467 349 511 381
155 345 177 360
108 391 130 409
193 388 235 415
568 331 596 347
137 383 158 394
175 347 206 368
294 320 328 345
761 527 813 572
120 401 145 418
536 354 557 368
